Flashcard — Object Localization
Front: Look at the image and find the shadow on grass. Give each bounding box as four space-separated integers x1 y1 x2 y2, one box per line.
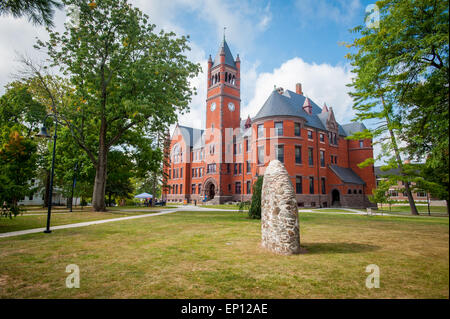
302 242 380 254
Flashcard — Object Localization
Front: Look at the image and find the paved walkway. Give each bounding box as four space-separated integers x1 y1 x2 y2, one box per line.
0 206 243 239
2 205 442 239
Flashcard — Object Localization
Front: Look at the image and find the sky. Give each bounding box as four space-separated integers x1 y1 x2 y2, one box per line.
0 0 382 157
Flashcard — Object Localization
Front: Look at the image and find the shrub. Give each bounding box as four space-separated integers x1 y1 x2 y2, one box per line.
248 176 263 219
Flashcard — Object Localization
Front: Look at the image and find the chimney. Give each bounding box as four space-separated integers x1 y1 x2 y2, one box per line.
296 83 303 95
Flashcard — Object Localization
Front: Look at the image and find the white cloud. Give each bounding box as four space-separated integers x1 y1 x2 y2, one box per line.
242 57 355 124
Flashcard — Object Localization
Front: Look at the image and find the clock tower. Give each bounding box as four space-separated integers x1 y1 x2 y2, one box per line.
206 38 241 139
203 38 241 202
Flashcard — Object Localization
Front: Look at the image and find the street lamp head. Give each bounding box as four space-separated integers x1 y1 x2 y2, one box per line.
37 126 51 138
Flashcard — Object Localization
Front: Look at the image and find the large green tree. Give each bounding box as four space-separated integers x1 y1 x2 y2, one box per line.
0 0 63 27
28 0 200 211
345 0 449 215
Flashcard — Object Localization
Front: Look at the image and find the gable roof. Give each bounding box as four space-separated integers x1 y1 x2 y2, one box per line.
176 125 204 149
329 164 366 185
341 122 367 136
212 39 236 68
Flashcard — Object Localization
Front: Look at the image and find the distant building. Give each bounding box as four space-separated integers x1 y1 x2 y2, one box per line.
374 167 429 201
18 179 80 206
162 39 376 208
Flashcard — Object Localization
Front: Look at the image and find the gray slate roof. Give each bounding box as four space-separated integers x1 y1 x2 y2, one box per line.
177 125 204 149
253 89 366 137
212 39 236 68
341 122 368 136
374 166 401 177
329 164 366 185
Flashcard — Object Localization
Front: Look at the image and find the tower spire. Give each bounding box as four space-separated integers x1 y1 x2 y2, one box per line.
223 26 227 41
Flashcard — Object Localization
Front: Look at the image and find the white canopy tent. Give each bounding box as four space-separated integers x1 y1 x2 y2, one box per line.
134 193 153 199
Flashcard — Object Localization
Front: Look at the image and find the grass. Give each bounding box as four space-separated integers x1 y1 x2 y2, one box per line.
377 204 448 217
0 209 448 298
0 210 161 233
199 204 241 210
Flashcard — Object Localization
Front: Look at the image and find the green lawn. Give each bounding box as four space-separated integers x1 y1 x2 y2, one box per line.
199 204 241 210
0 210 448 298
377 204 448 216
0 210 161 233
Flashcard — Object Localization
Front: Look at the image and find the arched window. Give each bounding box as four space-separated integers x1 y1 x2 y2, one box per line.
232 75 236 85
358 189 362 194
347 189 352 194
353 189 357 194
172 144 181 163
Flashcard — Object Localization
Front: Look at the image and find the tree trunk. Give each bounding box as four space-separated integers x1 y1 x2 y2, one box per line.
383 105 419 215
92 119 108 212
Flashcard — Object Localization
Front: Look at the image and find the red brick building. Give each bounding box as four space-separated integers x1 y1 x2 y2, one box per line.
163 39 376 208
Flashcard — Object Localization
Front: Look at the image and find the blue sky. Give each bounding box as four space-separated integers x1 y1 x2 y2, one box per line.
0 0 382 157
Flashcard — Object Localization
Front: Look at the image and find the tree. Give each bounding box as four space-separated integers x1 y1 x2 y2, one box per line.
343 0 448 215
28 0 200 211
248 176 263 219
0 0 63 27
0 129 38 210
105 150 134 206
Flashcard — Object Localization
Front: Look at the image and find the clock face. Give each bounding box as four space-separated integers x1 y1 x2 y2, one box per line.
210 102 216 112
228 102 235 111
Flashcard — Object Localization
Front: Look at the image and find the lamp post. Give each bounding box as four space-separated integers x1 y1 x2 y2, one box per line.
69 162 78 212
36 114 58 233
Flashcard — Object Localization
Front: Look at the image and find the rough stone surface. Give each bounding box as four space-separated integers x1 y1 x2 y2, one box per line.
261 160 301 255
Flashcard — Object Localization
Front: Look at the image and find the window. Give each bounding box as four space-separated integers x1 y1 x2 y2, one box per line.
334 156 338 164
321 177 326 194
175 184 178 194
192 168 195 177
228 184 231 192
417 192 426 197
294 123 301 136
320 133 324 142
257 124 264 138
198 184 202 194
192 184 196 194
359 190 362 194
307 130 313 139
239 163 242 174
245 139 249 152
180 168 183 178
246 160 251 173
348 189 352 194
359 140 364 148
179 184 183 194
235 182 241 194
246 181 251 194
320 150 325 167
309 177 314 194
234 163 238 174
308 148 314 166
275 122 283 136
257 146 264 165
296 176 303 194
207 164 216 173
276 145 284 163
169 169 171 179
295 146 302 164
227 163 230 173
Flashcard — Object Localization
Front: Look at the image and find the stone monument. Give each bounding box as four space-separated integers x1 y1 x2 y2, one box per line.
261 160 301 255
